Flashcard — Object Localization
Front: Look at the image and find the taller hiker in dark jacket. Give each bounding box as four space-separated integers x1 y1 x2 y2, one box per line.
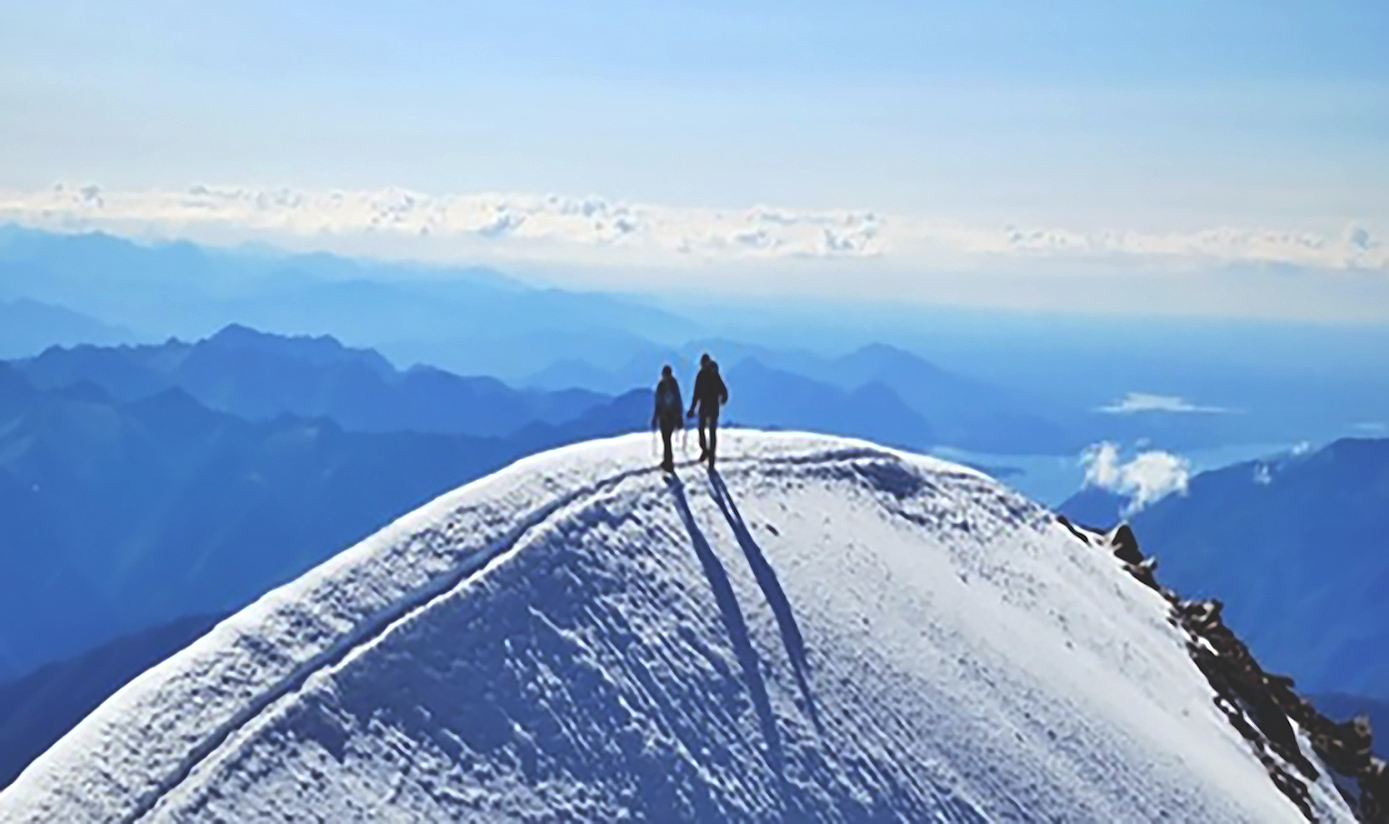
687 353 728 467
652 365 683 472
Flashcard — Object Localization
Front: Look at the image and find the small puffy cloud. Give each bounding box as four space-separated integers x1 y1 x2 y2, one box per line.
476 209 526 239
1096 392 1232 414
1081 441 1190 515
1347 225 1378 253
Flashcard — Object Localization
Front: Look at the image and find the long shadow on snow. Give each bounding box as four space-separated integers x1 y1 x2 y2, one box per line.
667 477 785 776
709 469 823 735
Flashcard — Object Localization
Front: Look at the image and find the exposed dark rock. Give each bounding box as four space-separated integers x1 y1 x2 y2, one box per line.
1055 514 1091 545
1108 523 1144 565
1063 514 1389 821
1124 557 1159 591
1362 759 1389 823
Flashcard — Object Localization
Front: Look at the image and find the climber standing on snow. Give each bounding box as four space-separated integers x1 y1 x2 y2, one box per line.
687 353 729 468
652 365 684 473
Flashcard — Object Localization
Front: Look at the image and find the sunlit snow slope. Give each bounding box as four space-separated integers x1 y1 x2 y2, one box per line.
0 432 1357 822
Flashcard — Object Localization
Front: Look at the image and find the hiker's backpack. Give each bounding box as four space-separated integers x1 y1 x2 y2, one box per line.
655 380 681 424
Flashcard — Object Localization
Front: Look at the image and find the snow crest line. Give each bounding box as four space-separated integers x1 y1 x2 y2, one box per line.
122 446 899 823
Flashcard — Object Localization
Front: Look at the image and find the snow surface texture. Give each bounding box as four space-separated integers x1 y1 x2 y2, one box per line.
0 431 1357 822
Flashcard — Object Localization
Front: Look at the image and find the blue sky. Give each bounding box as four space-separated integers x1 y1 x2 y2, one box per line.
2 1 1388 317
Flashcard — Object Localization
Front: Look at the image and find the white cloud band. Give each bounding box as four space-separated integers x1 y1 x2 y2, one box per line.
1 183 1384 271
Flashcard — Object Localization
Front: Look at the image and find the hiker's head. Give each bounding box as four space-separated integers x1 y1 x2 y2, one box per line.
701 353 712 367
662 364 673 377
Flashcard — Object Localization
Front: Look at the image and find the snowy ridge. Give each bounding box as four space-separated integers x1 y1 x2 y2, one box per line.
0 431 1359 822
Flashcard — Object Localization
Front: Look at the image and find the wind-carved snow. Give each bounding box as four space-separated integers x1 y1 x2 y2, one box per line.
0 432 1357 822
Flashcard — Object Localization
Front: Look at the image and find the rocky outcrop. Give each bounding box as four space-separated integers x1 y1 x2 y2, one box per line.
1067 515 1388 823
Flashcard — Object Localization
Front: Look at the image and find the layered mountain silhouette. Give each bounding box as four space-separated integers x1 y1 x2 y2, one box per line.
1060 437 1389 700
0 367 514 679
723 358 934 449
17 325 1072 460
17 325 609 438
0 298 133 359
0 360 676 671
0 224 697 377
528 339 1067 453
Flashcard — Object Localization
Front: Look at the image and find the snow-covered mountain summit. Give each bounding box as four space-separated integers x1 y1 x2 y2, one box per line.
0 432 1356 822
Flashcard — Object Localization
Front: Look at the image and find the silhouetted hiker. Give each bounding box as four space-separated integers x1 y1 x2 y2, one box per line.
687 353 728 467
652 365 684 472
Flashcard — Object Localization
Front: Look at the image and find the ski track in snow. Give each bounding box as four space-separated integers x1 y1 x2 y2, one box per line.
0 431 1360 822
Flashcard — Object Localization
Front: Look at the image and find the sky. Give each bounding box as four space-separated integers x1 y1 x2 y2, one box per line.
2 0 1388 317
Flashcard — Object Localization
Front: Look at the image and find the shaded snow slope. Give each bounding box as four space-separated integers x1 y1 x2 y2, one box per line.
0 432 1356 822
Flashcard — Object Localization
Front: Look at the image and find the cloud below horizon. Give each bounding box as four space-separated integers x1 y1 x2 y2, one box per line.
1096 392 1235 415
2 183 1385 275
1081 442 1191 516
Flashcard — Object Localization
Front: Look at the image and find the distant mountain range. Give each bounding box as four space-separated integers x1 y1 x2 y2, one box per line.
0 368 505 679
17 324 1064 456
0 346 691 677
9 225 1384 454
528 338 1070 454
0 224 699 377
16 324 608 439
1060 438 1389 700
0 298 133 358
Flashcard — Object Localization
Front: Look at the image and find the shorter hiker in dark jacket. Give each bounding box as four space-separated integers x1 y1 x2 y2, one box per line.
652 365 683 472
687 353 728 467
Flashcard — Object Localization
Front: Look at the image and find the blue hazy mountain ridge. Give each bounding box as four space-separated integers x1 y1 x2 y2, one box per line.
0 298 134 359
1061 438 1389 699
530 335 1359 454
0 367 512 679
17 325 610 438
0 225 698 375
17 327 942 452
0 355 688 682
7 224 1386 452
723 358 934 450
813 342 1071 453
0 613 228 791
529 339 1066 453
